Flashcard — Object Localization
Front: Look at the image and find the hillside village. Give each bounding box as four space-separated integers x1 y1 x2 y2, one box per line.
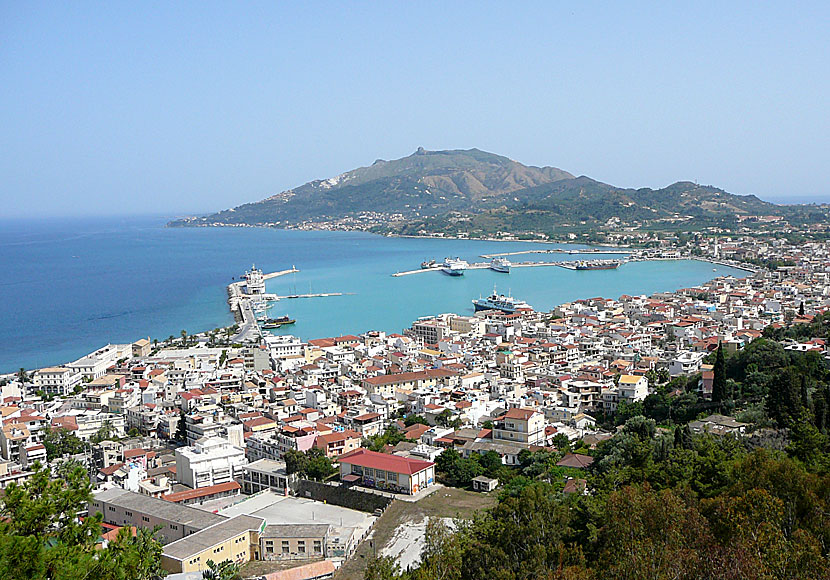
2 235 829 579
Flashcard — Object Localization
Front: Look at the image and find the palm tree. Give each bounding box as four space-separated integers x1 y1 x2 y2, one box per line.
180 329 187 347
202 560 240 580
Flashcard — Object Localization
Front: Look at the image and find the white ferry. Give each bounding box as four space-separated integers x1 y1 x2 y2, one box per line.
442 257 468 276
472 287 530 313
489 257 511 273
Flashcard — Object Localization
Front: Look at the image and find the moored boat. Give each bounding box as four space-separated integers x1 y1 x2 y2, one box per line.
489 257 511 273
442 257 468 276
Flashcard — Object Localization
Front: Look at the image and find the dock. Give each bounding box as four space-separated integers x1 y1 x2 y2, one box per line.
392 260 623 276
480 249 631 259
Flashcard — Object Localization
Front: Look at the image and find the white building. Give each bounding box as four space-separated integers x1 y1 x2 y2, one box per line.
669 352 707 377
175 436 247 489
35 367 82 396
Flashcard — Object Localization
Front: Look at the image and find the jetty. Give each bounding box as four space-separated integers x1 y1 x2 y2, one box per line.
480 249 631 259
392 260 624 276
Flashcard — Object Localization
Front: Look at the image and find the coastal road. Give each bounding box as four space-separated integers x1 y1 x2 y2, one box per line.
231 297 260 343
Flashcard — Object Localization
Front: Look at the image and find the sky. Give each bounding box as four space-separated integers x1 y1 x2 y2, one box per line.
1 2 829 218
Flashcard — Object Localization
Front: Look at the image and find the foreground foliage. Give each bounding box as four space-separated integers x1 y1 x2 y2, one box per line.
0 462 164 580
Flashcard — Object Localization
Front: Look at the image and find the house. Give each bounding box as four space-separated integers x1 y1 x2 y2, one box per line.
471 475 498 492
556 453 594 469
492 407 544 446
338 448 435 495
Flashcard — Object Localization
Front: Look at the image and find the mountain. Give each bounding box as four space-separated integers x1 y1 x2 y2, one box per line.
169 148 816 234
170 148 574 226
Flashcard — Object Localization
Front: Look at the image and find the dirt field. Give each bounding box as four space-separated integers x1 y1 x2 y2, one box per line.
334 487 497 580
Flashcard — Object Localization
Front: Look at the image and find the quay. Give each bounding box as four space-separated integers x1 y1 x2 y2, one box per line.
392 260 623 276
480 248 631 259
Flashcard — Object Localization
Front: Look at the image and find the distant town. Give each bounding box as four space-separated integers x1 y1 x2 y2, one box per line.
2 233 829 580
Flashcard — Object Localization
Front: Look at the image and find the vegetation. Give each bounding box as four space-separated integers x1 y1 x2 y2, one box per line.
43 428 86 461
368 318 830 579
283 448 336 481
0 462 164 580
171 148 829 236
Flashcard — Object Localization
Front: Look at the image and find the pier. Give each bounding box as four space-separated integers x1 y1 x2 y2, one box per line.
392 260 622 276
480 248 631 259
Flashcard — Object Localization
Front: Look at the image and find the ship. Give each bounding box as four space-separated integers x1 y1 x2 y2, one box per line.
575 260 620 271
244 264 266 295
489 257 511 273
441 257 468 276
472 287 530 313
262 315 296 329
421 259 437 269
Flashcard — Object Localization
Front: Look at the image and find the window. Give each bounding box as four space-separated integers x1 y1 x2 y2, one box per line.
282 541 289 554
297 540 305 554
266 546 273 553
314 540 322 553
125 511 132 517
142 516 150 522
170 524 178 530
108 506 115 512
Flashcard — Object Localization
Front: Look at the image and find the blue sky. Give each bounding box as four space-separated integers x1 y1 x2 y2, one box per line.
1 2 828 217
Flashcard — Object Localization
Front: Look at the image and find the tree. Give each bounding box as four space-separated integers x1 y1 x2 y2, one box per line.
283 449 309 477
175 410 188 442
91 420 116 444
42 427 85 460
404 414 429 427
202 559 241 580
180 329 187 346
305 449 336 481
17 368 28 384
712 342 726 404
0 462 165 579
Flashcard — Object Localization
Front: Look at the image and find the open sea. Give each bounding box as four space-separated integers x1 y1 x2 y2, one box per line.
0 215 749 373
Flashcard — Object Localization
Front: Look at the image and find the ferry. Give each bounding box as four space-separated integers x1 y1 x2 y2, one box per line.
472 287 530 313
489 257 511 273
441 257 468 276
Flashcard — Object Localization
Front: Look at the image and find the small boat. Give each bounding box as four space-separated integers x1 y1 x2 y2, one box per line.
489 257 511 273
421 259 437 269
262 316 296 329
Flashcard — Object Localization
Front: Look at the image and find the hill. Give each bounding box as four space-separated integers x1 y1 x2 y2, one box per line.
168 148 818 235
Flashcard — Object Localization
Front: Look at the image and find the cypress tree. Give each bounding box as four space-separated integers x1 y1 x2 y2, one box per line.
712 342 726 404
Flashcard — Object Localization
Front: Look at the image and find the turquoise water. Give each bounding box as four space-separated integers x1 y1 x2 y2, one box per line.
0 216 747 372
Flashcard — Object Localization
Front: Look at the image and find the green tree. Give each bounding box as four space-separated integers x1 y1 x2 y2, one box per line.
42 428 85 460
711 342 726 404
0 462 165 580
202 559 241 580
404 414 429 427
175 410 188 442
283 449 309 477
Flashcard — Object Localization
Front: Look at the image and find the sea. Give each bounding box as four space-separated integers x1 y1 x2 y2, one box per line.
0 215 749 373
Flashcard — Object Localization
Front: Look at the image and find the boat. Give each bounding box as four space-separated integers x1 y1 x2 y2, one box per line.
489 257 511 273
472 287 531 313
262 315 296 329
575 260 620 271
441 257 468 276
421 259 437 269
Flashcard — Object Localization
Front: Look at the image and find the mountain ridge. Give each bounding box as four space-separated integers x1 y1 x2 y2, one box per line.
168 148 818 234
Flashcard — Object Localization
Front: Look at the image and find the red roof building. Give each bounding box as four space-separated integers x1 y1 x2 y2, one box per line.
338 448 435 495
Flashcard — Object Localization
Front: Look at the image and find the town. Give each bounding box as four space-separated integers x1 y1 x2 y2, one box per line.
2 234 829 580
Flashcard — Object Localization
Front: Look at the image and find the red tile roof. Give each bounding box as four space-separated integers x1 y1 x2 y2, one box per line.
338 448 433 475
